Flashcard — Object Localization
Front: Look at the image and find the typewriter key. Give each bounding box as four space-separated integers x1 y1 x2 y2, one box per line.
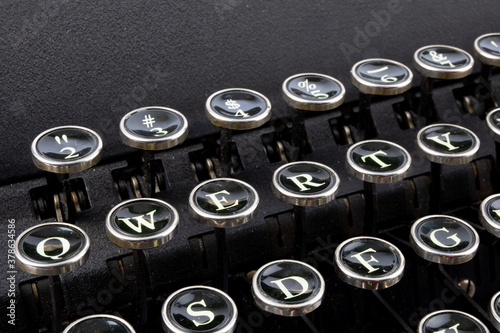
416 123 480 213
106 198 179 250
252 259 325 317
272 161 340 258
282 73 346 160
161 285 238 333
413 45 474 124
190 178 259 291
490 291 500 330
205 88 271 176
485 108 500 142
410 215 479 264
346 139 411 184
474 33 500 67
106 198 179 330
32 125 103 174
189 178 259 228
63 314 136 333
417 310 490 333
473 33 500 115
31 125 103 222
15 222 90 332
120 106 189 197
350 58 413 139
346 140 411 233
272 161 340 207
485 108 500 175
479 194 500 238
334 236 405 290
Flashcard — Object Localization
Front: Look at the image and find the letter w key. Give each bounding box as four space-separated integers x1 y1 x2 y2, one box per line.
118 210 157 233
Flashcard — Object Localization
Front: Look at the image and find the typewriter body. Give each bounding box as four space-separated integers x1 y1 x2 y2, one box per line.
2 1 500 332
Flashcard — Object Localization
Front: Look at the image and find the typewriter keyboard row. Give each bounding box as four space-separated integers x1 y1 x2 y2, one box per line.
6 33 500 333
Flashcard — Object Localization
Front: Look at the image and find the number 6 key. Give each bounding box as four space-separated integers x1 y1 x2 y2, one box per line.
350 58 413 140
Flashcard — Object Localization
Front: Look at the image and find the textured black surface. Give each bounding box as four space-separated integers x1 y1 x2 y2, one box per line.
1 0 500 183
2 1 500 333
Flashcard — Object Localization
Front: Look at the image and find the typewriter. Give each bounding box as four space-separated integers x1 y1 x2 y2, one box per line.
2 1 500 332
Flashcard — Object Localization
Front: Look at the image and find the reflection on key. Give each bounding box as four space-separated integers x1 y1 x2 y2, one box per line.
417 310 490 333
15 222 91 333
350 58 413 139
161 285 238 333
252 259 324 333
252 259 325 317
334 236 405 290
410 215 479 264
63 314 136 333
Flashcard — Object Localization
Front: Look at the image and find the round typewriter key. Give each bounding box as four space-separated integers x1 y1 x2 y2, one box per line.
416 123 480 165
120 106 188 151
15 222 90 276
119 106 189 198
414 45 474 124
350 58 413 139
15 222 90 332
418 310 490 333
189 178 259 228
161 285 237 333
480 194 500 238
206 88 271 130
272 161 340 206
351 58 413 96
417 123 479 213
106 198 179 250
282 73 346 111
414 45 474 79
490 291 500 330
206 88 271 175
63 314 136 333
106 198 179 329
282 73 346 160
485 108 500 142
32 125 103 174
474 33 500 67
334 236 405 290
346 140 411 184
272 161 340 258
190 178 259 291
32 126 102 222
252 259 325 317
472 33 500 117
410 215 479 264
